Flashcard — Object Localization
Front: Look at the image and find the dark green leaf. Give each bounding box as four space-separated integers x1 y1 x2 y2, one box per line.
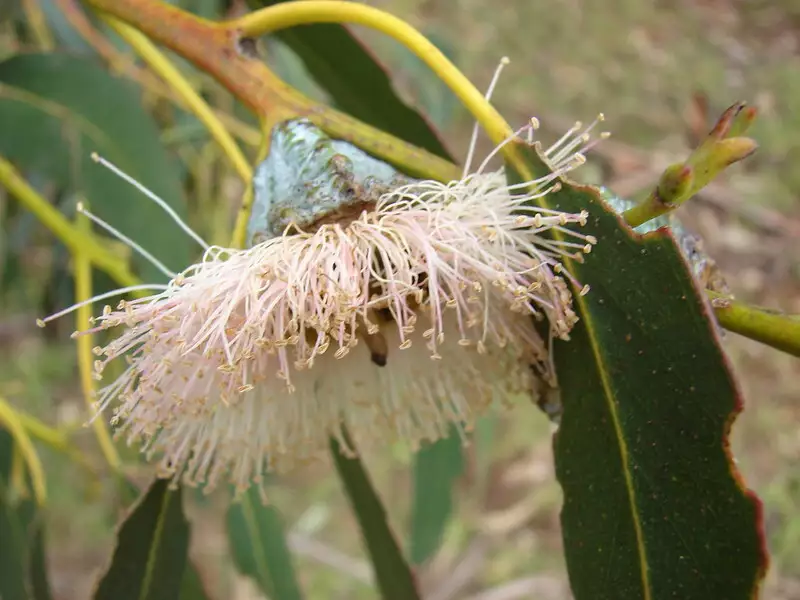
331 436 421 600
0 429 53 600
264 37 331 105
113 475 212 600
510 147 767 599
409 432 463 565
376 30 460 133
94 479 190 600
28 523 52 600
0 53 190 282
246 0 452 160
226 486 303 600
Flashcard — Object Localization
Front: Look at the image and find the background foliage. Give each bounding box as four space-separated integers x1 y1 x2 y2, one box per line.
0 0 798 598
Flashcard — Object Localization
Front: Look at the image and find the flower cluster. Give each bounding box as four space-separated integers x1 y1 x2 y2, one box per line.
43 109 606 495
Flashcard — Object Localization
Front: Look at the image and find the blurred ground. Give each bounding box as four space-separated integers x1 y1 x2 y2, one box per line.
1 0 799 598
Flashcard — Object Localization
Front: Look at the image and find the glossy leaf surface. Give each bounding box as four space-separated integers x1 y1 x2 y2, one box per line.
510 147 768 599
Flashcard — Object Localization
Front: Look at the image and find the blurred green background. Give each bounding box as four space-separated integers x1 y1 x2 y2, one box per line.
1 0 798 598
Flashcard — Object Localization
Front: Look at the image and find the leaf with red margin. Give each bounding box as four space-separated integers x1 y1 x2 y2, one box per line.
510 145 768 600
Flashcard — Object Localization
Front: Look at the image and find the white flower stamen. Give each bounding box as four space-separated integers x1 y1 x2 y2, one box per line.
463 56 510 177
36 284 170 327
545 114 610 170
77 202 176 279
90 152 210 251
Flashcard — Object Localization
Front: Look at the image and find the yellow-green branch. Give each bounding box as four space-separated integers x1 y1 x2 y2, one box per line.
15 410 97 474
83 0 459 185
708 291 800 357
623 103 758 228
54 0 261 148
230 1 513 147
0 395 47 505
101 15 253 183
229 116 273 248
0 156 141 288
75 205 122 469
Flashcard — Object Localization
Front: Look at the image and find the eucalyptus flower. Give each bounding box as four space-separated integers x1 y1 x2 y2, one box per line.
41 101 605 495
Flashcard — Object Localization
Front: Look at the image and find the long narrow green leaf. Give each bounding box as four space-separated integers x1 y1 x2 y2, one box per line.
409 431 463 565
227 486 303 600
94 479 190 600
28 518 52 600
246 0 453 160
115 476 212 600
331 437 421 600
0 429 53 600
510 146 768 599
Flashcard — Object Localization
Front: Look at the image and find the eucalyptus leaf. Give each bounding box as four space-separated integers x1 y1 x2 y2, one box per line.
227 487 303 600
508 146 768 600
114 476 212 600
0 53 190 282
332 436 421 600
409 432 463 565
94 479 190 600
0 429 53 600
